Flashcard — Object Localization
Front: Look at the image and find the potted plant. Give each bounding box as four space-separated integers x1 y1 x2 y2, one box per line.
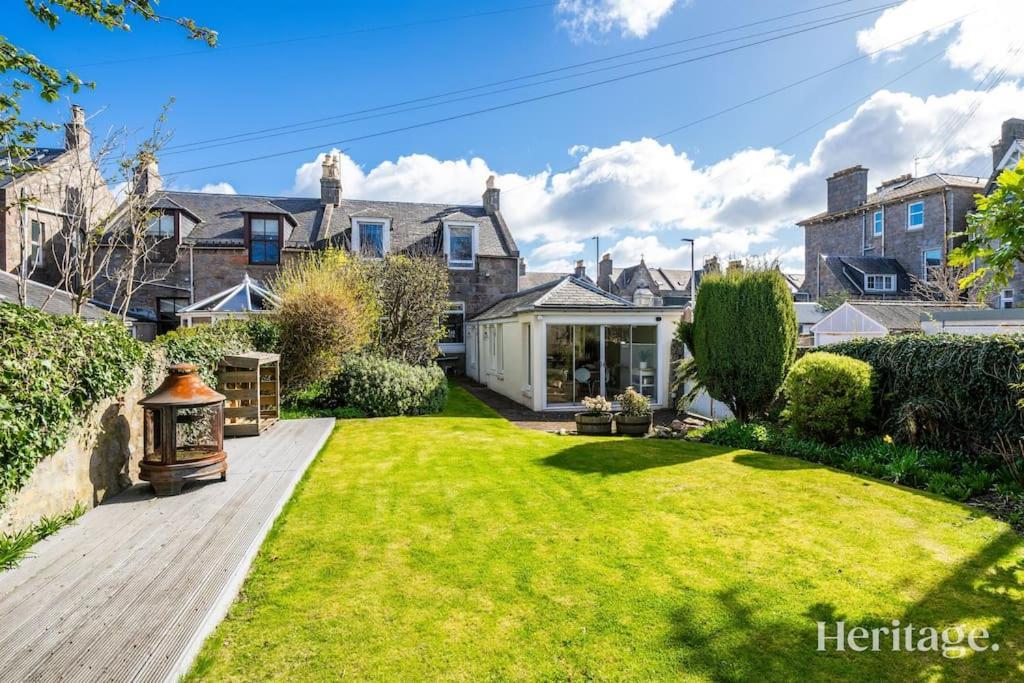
575 395 613 435
614 386 652 436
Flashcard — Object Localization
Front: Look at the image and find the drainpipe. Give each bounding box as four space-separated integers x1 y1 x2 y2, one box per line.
189 244 195 304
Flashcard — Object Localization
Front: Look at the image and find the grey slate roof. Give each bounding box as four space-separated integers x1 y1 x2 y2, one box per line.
518 271 569 289
824 256 912 295
0 147 66 188
848 302 978 332
151 190 518 257
799 173 984 224
0 270 115 321
472 276 634 321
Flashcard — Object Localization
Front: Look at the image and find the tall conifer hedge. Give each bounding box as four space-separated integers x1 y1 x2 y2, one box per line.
691 269 797 421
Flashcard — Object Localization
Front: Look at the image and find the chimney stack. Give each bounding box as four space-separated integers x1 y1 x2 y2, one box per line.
133 152 162 196
992 118 1024 171
482 175 500 214
320 154 342 206
727 259 744 273
597 252 613 290
826 165 868 214
703 255 720 275
64 104 90 151
574 259 587 279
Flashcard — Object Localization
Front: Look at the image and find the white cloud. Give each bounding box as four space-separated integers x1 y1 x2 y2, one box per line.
173 181 237 194
856 0 1024 79
557 0 683 40
291 82 1024 276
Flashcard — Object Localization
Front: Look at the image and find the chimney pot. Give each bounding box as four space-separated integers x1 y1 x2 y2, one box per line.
482 175 500 214
826 165 868 213
133 153 162 196
320 153 342 206
992 118 1024 172
64 104 90 151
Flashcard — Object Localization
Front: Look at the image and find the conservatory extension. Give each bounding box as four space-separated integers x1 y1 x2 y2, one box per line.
466 276 685 411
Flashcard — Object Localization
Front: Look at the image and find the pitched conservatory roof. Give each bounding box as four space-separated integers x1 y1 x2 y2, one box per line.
472 276 636 321
179 274 280 314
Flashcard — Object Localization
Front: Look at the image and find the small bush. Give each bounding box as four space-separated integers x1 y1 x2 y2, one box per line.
616 387 651 416
244 315 281 353
782 352 872 443
273 249 378 393
322 355 447 417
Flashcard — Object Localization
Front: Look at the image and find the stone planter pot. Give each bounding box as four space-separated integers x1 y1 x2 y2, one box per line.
575 412 613 436
615 412 652 437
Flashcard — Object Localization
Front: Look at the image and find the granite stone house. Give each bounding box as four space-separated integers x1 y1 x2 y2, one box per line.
798 118 1024 306
1 106 115 288
96 156 521 362
797 166 983 301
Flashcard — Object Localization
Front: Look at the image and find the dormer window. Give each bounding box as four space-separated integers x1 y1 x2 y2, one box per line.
249 216 281 265
444 222 477 269
352 219 390 258
864 274 895 292
146 213 175 239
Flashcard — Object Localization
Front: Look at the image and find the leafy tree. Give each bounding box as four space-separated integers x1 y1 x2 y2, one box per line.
949 159 1024 292
691 269 797 422
1 1 215 178
367 255 450 366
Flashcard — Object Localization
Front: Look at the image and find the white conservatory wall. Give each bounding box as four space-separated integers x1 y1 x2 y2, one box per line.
812 303 887 346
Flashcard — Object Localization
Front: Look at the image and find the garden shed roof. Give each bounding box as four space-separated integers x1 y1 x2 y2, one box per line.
0 270 115 321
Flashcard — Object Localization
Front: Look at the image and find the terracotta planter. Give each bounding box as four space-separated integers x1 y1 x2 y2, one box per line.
575 412 613 435
615 412 652 437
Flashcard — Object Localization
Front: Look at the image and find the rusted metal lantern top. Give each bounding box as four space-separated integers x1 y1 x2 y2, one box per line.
140 363 226 408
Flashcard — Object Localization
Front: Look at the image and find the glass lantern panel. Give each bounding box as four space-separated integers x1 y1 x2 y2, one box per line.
175 405 220 461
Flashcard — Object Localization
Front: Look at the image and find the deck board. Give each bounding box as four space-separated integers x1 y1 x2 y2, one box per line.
0 417 334 683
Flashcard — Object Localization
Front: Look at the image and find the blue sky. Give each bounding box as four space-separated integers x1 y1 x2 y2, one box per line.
10 0 1024 273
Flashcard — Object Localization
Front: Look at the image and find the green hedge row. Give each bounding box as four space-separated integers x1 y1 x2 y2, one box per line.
0 303 146 510
694 420 1008 502
819 334 1024 453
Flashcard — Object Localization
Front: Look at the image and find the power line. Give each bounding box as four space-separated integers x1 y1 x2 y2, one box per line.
159 2 897 155
161 0 870 153
73 1 559 69
162 6 898 179
161 3 896 157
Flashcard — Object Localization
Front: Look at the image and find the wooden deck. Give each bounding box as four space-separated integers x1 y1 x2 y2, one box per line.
0 417 335 683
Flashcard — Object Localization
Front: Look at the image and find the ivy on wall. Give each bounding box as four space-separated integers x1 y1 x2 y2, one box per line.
0 303 146 510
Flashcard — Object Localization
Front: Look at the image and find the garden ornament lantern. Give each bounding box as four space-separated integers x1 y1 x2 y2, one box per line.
139 363 227 496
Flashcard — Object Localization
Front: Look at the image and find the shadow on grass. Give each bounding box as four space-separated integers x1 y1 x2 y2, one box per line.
666 530 1024 680
540 440 724 475
732 452 822 471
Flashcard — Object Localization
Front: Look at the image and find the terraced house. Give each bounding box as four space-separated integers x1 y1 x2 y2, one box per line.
798 118 1024 307
99 155 521 363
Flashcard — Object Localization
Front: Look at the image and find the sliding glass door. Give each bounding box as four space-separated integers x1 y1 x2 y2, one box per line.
545 324 658 407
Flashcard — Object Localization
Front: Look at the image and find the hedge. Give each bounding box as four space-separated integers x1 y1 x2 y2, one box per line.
153 319 262 385
321 354 448 417
0 303 146 510
819 334 1024 453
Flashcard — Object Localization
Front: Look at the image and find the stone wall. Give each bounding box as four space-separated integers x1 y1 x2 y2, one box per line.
0 364 150 535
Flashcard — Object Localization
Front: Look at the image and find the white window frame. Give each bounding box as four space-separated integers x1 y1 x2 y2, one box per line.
443 221 478 270
864 274 896 292
352 218 391 259
439 302 466 354
921 247 942 281
907 201 925 231
872 210 884 237
1001 289 1014 310
29 218 44 266
522 323 532 395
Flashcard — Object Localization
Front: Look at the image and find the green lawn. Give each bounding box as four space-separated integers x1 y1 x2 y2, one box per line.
189 387 1024 681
